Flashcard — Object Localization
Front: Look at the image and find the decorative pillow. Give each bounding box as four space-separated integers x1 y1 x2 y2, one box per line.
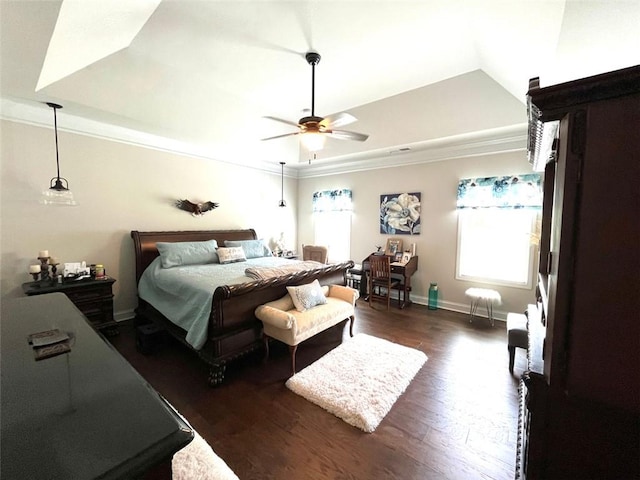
224 239 272 259
216 246 247 264
286 279 328 312
156 240 218 268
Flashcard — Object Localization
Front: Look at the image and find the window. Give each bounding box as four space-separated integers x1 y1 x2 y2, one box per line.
312 189 352 262
456 174 542 288
457 208 539 287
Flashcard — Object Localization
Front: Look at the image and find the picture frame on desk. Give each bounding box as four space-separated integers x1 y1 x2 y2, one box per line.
385 238 402 256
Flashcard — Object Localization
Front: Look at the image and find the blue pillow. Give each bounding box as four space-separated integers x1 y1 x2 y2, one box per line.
156 240 219 268
224 239 272 259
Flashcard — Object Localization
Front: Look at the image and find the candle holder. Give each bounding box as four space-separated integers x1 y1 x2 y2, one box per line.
30 272 40 282
38 256 51 282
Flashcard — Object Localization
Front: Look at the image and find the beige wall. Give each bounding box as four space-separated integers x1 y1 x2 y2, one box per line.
2 118 537 322
297 151 538 318
0 119 297 319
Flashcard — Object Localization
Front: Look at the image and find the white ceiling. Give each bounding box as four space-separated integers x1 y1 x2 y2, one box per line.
1 0 639 173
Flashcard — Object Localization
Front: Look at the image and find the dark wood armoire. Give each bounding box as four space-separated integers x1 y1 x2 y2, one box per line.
517 66 640 479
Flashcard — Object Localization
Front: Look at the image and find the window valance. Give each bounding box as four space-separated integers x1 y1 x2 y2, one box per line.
456 173 542 209
312 189 353 212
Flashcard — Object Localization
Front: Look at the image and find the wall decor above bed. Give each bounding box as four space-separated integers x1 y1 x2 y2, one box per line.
175 199 219 216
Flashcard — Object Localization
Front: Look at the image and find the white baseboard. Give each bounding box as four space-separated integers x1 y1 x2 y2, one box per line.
114 309 136 322
115 300 508 325
410 295 507 323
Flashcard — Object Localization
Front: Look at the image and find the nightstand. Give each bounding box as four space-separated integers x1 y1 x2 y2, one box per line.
22 277 117 334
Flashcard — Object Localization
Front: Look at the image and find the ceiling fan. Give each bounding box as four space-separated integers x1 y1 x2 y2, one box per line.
261 51 369 152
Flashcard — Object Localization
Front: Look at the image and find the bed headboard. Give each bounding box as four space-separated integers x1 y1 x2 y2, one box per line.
130 229 258 283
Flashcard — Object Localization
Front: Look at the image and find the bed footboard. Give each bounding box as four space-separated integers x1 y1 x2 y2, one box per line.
210 261 354 332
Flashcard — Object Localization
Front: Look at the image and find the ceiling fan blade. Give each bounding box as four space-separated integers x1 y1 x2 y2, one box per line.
328 130 369 142
263 116 301 128
261 132 300 141
320 112 357 128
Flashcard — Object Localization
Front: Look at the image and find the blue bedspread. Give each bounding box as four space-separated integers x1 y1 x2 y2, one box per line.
138 256 306 350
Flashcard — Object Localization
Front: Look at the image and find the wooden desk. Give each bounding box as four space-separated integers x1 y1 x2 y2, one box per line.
1 293 193 479
360 254 418 309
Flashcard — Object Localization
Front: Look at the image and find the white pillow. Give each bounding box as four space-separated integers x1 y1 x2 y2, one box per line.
217 246 247 264
224 239 272 258
286 279 327 312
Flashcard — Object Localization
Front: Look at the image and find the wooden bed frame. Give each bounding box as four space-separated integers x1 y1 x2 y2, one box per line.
130 229 353 386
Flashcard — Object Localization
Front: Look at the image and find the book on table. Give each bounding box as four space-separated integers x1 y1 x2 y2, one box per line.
34 342 71 361
28 329 72 360
28 329 70 347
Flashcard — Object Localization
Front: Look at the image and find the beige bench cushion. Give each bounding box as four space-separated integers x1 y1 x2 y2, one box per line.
255 285 357 347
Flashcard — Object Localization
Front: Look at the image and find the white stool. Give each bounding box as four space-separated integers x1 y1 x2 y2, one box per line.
465 287 501 326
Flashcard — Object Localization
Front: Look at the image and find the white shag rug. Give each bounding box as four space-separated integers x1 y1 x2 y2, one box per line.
286 333 428 433
172 430 239 480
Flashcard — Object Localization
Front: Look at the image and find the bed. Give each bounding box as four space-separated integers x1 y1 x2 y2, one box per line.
130 229 353 386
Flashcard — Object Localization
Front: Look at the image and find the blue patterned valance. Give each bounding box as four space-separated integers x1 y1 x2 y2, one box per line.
312 189 353 212
457 173 542 209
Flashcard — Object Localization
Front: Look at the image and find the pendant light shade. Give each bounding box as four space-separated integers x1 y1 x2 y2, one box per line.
278 161 286 207
40 102 77 206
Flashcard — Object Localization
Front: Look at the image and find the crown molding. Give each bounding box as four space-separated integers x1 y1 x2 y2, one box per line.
295 123 528 178
2 97 526 179
0 97 289 177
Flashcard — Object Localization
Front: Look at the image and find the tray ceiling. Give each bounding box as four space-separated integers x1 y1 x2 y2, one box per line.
1 0 638 172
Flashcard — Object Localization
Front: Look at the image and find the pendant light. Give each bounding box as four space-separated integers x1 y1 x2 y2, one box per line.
278 161 286 207
40 102 77 206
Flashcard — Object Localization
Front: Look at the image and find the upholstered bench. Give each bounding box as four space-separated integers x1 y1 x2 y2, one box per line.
255 281 359 376
507 312 528 373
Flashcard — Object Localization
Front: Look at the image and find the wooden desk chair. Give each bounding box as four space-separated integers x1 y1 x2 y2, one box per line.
368 255 401 311
302 245 328 264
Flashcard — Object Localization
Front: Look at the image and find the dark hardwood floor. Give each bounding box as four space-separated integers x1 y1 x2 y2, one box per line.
109 301 524 480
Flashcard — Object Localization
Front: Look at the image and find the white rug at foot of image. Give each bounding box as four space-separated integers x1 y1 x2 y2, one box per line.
286 333 428 433
172 430 239 480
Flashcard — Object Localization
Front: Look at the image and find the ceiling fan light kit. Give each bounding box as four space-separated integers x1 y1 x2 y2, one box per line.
262 51 369 154
300 131 325 152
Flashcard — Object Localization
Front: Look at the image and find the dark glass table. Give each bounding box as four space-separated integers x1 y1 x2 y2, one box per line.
1 293 193 479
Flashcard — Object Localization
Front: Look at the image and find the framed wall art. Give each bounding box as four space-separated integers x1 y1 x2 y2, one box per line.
380 192 421 235
385 238 403 257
